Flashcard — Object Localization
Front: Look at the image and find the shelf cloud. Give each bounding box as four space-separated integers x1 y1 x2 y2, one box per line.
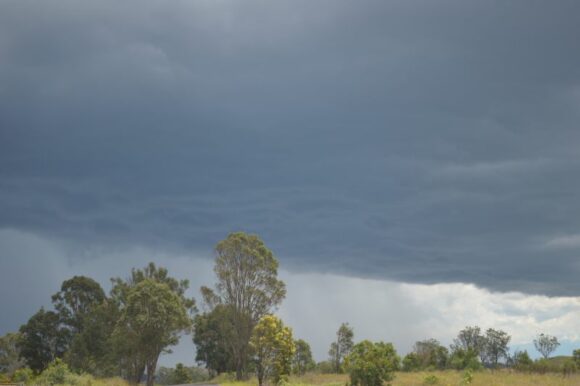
2 0 580 335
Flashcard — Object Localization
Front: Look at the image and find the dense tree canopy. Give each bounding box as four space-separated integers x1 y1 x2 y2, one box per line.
193 304 235 376
51 276 106 333
345 341 399 386
18 308 69 373
112 264 195 386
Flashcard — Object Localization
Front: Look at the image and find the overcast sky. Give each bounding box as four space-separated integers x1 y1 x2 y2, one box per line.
1 0 580 365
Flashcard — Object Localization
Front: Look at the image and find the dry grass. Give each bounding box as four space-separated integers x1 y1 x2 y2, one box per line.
220 371 580 386
391 370 580 386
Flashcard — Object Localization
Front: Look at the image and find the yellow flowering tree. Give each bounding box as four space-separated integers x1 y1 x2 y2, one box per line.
250 315 295 386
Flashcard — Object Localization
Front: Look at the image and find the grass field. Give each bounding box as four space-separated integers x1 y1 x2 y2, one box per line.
220 371 580 386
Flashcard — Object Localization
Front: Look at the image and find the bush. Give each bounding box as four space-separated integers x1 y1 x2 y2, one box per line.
345 340 399 386
36 358 71 385
449 349 481 371
12 367 34 383
460 369 473 385
511 350 533 371
562 360 577 376
315 360 334 374
423 374 439 385
402 353 420 372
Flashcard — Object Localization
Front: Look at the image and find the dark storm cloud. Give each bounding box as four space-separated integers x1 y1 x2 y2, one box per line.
2 0 580 295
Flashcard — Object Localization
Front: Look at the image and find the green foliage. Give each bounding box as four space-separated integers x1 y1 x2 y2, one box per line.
314 361 334 374
345 340 399 386
0 332 24 376
510 350 533 371
460 369 474 385
448 348 481 371
402 352 421 372
113 276 193 386
193 304 236 376
51 276 106 333
250 314 295 386
328 323 354 373
202 232 286 380
451 326 484 361
423 374 439 385
562 360 577 376
12 367 34 383
412 339 448 370
482 328 510 368
35 358 71 385
293 339 315 375
534 333 560 359
64 300 120 376
18 308 70 373
156 364 209 385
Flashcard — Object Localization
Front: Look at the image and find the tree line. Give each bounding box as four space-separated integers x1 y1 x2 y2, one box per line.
1 231 579 386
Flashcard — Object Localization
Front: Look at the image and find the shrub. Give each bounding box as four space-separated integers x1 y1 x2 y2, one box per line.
402 353 420 372
511 350 533 371
12 367 34 383
423 374 439 385
36 358 71 385
562 360 577 376
460 369 473 385
345 340 399 386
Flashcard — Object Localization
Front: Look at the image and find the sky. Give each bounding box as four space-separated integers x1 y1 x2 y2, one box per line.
1 0 580 366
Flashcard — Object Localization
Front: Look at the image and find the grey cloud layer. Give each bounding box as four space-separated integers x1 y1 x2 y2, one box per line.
2 0 580 295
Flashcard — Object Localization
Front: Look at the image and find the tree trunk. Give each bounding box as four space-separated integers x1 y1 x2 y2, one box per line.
146 356 159 386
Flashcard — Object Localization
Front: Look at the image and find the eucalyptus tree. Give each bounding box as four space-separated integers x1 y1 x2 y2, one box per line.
329 323 354 373
18 308 69 373
534 333 560 359
482 328 510 368
293 339 315 375
111 263 195 386
51 276 106 333
200 232 286 379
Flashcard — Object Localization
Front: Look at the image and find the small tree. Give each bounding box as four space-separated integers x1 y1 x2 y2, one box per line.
250 315 295 386
293 339 315 375
510 350 532 371
328 323 354 373
413 339 448 369
481 328 510 368
402 352 420 371
534 334 560 359
345 341 399 386
451 326 484 362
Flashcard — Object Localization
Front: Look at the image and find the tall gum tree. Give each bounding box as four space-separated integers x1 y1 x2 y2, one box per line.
200 232 286 380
